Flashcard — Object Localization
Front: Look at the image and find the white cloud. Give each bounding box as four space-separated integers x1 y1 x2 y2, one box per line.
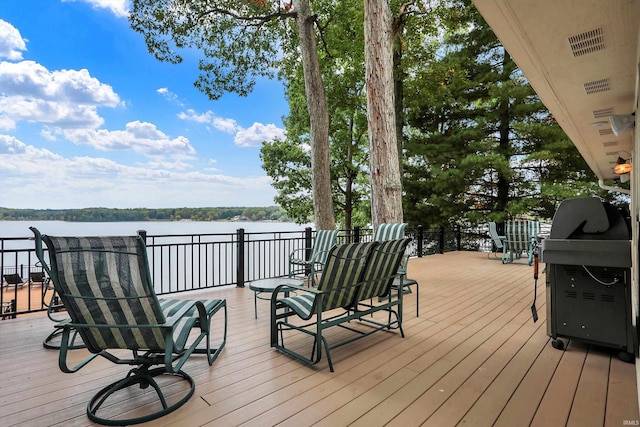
178 108 243 133
178 109 216 125
0 20 27 61
213 117 241 134
0 134 26 154
40 128 57 141
235 122 285 147
59 120 196 158
157 87 184 106
178 108 284 146
0 60 121 129
0 134 276 209
62 0 131 18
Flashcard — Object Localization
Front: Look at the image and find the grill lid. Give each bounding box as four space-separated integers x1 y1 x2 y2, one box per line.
549 197 630 240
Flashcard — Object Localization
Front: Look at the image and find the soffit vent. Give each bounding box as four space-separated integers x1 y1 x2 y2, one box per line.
584 78 611 95
599 129 614 136
593 108 614 118
603 141 619 147
568 28 605 57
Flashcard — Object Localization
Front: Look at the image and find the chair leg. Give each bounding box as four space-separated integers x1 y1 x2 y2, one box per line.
193 300 227 366
43 326 84 350
415 282 419 317
87 366 195 426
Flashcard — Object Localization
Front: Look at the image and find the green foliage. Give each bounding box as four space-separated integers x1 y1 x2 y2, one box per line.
130 0 292 100
131 0 619 230
261 1 371 228
402 0 609 227
0 207 291 222
260 138 314 224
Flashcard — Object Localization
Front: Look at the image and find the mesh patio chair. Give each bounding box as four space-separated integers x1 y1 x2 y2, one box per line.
2 273 25 288
502 220 537 265
373 223 407 241
487 221 506 259
29 271 46 287
288 229 340 286
30 227 227 426
373 223 418 317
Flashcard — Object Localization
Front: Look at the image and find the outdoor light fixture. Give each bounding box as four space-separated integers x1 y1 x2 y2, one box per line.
613 156 632 175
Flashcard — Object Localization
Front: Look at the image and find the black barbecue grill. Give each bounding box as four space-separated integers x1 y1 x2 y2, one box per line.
540 197 635 360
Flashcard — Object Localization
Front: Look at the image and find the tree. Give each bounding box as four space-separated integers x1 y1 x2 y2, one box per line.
291 0 335 229
130 0 335 229
261 2 438 229
365 0 403 226
261 1 371 230
402 0 609 226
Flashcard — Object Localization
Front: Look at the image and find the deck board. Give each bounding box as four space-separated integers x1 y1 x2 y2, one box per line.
0 251 638 426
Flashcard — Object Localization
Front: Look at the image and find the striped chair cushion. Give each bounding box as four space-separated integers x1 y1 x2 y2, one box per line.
488 222 504 249
278 242 375 320
528 221 541 241
373 223 407 241
505 221 531 252
276 293 316 319
44 235 168 353
358 238 411 300
160 298 223 319
309 229 340 264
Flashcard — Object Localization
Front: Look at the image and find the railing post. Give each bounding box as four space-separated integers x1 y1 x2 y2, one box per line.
354 226 361 243
417 225 423 257
456 225 462 251
304 227 313 276
304 227 313 260
137 230 147 243
236 228 245 288
439 226 445 254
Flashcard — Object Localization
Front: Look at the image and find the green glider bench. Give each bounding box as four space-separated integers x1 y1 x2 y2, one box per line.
271 238 410 372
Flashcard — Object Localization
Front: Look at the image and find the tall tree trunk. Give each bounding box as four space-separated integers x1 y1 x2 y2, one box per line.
393 16 405 183
344 116 355 233
497 51 511 214
293 0 336 230
364 0 403 227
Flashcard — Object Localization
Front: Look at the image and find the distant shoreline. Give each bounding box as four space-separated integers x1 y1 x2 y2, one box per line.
0 206 293 223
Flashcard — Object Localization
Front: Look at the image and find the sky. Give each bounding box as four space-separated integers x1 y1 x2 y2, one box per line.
0 0 290 209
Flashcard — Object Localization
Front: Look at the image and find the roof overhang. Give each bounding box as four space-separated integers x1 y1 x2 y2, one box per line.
473 0 640 181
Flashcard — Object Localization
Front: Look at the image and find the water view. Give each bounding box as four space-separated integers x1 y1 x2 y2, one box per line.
0 220 313 238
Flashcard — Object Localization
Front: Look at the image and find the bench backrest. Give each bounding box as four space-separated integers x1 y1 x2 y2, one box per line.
505 220 538 251
315 242 377 311
358 238 411 301
310 229 340 264
373 223 407 241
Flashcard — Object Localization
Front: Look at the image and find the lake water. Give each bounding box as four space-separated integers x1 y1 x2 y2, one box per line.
0 220 313 238
1 220 315 291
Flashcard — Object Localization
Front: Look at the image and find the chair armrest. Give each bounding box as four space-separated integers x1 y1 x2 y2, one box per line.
397 254 410 275
309 249 330 263
164 300 200 326
272 283 319 298
289 247 311 261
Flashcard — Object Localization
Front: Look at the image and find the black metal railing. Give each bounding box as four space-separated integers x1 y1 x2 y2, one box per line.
0 224 491 318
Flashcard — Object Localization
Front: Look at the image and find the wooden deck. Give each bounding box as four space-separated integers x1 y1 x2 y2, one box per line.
1 251 638 426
